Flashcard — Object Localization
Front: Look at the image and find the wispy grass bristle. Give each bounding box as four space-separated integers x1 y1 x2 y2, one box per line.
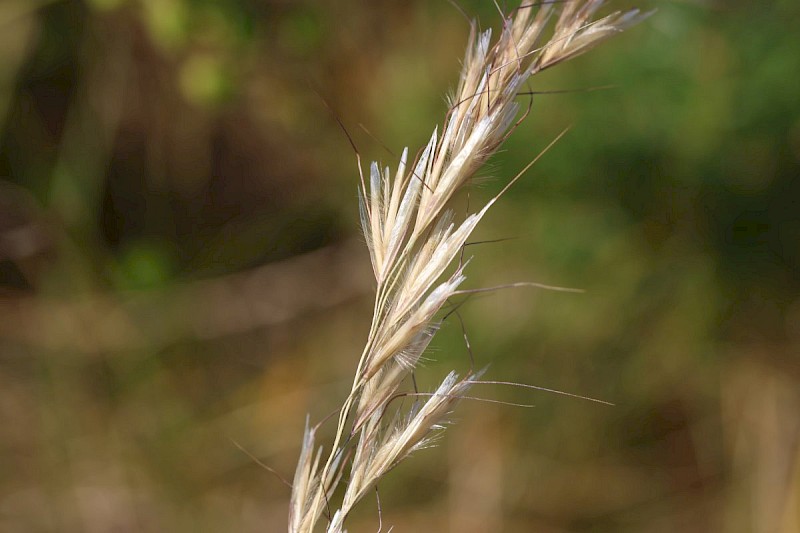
288 2 646 531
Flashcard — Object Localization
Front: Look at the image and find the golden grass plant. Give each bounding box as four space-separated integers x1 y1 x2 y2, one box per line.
288 2 646 531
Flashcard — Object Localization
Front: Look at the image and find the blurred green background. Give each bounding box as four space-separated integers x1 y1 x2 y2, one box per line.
1 0 798 531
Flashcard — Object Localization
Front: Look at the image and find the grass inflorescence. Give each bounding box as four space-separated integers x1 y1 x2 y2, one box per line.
288 2 646 531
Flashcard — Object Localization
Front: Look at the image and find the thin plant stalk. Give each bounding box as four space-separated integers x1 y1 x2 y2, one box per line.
288 2 647 531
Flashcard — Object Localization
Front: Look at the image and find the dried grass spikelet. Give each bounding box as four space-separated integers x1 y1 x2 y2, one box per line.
289 2 646 531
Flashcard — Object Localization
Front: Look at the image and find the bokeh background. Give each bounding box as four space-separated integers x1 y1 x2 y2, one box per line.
1 0 798 531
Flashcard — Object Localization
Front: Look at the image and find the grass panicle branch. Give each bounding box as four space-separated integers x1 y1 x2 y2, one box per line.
288 2 645 531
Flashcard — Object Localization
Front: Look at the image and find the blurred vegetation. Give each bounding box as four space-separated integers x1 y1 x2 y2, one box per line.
0 0 798 531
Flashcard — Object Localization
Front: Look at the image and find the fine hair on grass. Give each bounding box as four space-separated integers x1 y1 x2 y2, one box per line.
288 2 647 531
